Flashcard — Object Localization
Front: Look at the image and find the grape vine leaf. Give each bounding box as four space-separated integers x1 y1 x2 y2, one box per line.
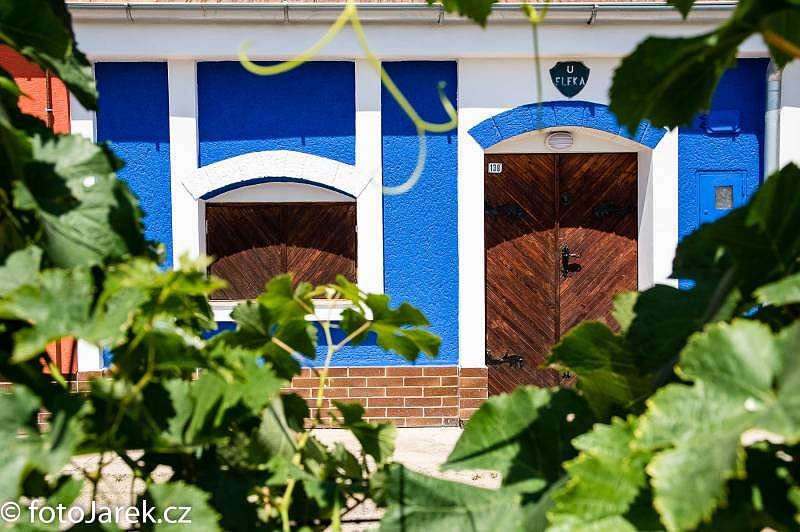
339 287 440 362
426 0 496 27
375 464 529 531
443 387 593 487
609 0 793 132
548 417 649 531
333 401 396 466
0 0 97 108
637 320 800 531
145 481 221 531
755 272 800 306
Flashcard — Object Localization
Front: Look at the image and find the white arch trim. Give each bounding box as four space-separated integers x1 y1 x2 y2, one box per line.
181 150 374 200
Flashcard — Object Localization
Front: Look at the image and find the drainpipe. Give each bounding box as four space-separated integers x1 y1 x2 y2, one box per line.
44 69 55 130
765 61 782 179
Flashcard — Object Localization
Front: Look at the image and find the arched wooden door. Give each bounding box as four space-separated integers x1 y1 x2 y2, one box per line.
484 152 638 394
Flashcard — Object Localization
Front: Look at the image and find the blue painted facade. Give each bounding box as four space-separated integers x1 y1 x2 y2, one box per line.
93 57 769 369
678 59 769 241
469 100 666 150
678 59 768 289
197 61 355 167
95 62 173 267
381 61 459 367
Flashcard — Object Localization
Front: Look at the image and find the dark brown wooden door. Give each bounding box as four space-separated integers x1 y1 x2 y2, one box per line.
485 153 637 394
207 202 356 300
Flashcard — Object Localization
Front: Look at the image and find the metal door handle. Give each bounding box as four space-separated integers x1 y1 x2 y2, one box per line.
561 244 581 279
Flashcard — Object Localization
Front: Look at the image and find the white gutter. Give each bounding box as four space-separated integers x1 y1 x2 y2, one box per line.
67 2 737 25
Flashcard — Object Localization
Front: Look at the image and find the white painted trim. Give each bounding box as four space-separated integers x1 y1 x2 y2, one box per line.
212 299 353 323
355 59 384 294
168 60 201 264
210 182 353 203
457 94 487 369
458 121 677 368
72 71 103 372
70 20 769 62
68 92 95 140
651 128 679 287
182 150 372 200
76 340 102 372
779 62 800 169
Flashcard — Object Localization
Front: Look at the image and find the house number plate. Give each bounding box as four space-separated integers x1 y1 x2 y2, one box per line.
488 162 503 174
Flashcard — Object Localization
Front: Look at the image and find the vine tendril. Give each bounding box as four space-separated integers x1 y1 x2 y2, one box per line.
238 1 457 195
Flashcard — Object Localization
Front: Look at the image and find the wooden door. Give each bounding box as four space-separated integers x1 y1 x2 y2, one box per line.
484 153 637 394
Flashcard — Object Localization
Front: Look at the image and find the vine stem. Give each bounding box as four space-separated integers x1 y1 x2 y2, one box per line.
763 30 800 60
238 0 456 195
277 292 372 532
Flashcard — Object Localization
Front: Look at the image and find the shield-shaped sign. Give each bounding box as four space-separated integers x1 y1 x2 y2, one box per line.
549 61 590 98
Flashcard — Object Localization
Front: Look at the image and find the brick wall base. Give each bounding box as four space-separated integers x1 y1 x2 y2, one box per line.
286 366 488 427
4 367 488 430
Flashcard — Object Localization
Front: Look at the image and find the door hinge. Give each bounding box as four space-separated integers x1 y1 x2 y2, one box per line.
485 349 524 369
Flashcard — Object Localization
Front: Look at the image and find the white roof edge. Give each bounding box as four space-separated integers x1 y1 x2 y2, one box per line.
67 2 737 25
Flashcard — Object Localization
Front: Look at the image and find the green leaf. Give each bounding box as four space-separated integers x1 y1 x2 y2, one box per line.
675 164 800 296
761 9 800 67
755 272 800 306
549 322 642 416
611 291 638 332
426 0 496 27
608 1 791 132
609 32 739 132
668 0 696 18
648 432 745 532
0 265 151 362
636 320 800 531
333 401 396 466
15 134 149 267
376 464 528 531
145 482 221 531
444 387 593 486
0 387 84 504
182 364 283 444
340 294 440 362
0 267 93 361
549 418 650 530
0 0 97 108
0 245 41 296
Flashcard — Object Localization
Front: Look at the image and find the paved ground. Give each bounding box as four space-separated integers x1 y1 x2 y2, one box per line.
316 427 500 530
65 428 499 530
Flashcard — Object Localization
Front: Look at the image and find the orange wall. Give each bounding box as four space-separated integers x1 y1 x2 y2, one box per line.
0 45 70 134
1 46 74 373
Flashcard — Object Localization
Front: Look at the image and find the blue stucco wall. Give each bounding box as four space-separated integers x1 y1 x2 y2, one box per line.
678 59 768 289
377 61 459 367
197 61 355 167
679 59 769 240
95 62 172 266
469 100 665 150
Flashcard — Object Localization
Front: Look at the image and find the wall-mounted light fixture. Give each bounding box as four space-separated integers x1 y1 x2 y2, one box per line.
546 131 574 151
